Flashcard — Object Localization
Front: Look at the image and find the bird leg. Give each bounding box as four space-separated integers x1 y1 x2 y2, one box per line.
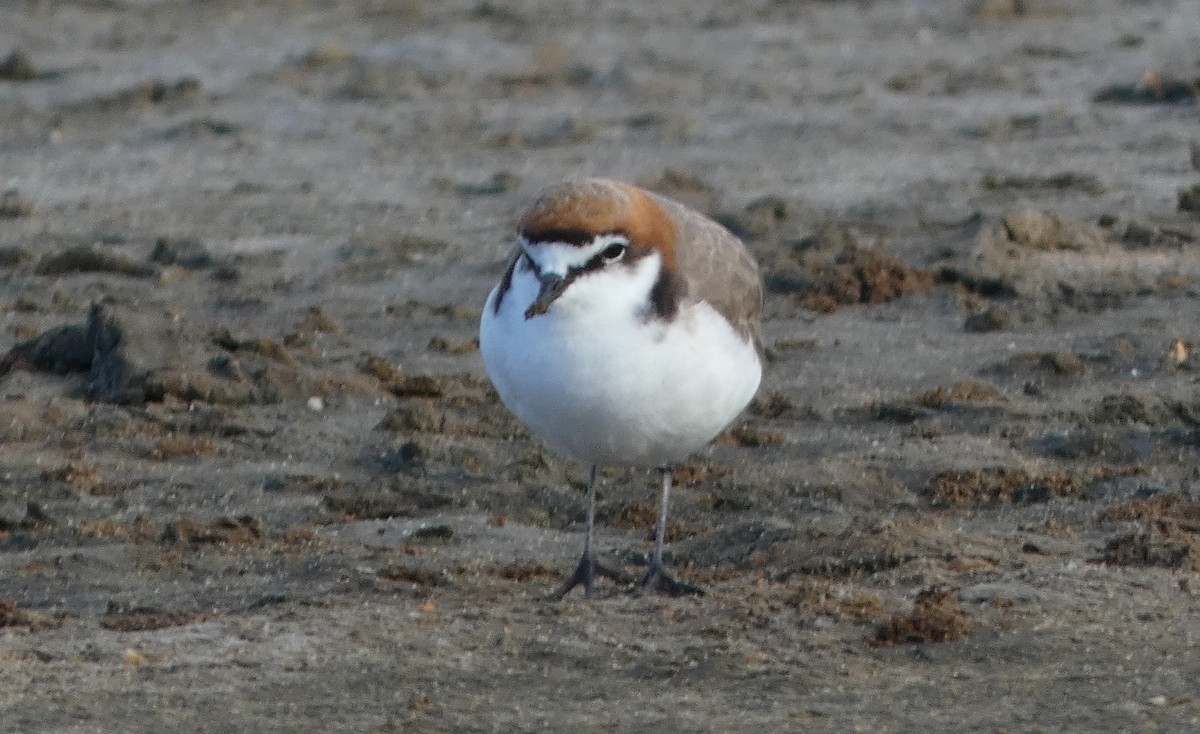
552 465 628 599
634 468 704 597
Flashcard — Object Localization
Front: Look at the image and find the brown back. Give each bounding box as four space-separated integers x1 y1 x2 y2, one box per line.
644 189 763 349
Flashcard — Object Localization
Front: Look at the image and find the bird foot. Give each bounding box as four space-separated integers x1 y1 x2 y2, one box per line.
550 551 630 600
633 561 705 597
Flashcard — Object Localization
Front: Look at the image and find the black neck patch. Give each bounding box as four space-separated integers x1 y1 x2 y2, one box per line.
491 250 521 315
647 267 682 321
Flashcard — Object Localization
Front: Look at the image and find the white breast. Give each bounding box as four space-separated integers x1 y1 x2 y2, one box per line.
479 252 762 467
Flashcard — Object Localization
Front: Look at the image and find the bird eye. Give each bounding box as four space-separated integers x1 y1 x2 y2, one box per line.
600 243 627 262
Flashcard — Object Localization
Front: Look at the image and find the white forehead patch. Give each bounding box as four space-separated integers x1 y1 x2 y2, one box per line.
519 234 629 276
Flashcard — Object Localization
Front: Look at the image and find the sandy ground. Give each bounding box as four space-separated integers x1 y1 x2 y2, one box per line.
1 0 1199 731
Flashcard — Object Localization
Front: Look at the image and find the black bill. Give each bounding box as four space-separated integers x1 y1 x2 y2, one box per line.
524 273 570 319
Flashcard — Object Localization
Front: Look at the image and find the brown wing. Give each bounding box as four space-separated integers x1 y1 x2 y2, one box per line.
647 192 763 351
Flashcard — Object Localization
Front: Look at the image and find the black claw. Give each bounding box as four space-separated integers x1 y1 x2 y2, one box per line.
633 562 705 598
551 552 630 600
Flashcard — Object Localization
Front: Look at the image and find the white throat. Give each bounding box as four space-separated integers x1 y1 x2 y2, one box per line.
537 249 659 322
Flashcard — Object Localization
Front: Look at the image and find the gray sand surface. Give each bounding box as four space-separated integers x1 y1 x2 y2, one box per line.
1 1 1199 731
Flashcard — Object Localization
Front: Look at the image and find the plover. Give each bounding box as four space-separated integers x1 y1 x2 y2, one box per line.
479 177 763 597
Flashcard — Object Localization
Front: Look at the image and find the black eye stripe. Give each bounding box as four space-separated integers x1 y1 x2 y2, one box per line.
522 241 629 278
600 243 627 260
581 243 627 272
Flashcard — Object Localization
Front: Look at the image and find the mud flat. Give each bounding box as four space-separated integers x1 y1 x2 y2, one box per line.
1 1 1199 731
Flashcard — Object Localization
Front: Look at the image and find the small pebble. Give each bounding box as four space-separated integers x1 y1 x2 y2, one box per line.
307 396 324 412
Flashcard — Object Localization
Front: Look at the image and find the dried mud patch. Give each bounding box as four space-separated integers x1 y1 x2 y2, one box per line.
0 598 64 631
926 468 1083 507
981 170 1106 196
920 379 1004 408
0 501 56 533
377 563 450 589
714 422 785 448
337 232 450 277
1094 70 1200 105
162 516 265 546
1101 213 1200 251
676 516 1002 579
760 225 934 312
362 359 496 406
34 247 157 278
0 50 38 81
375 394 524 441
955 210 1200 313
1096 489 1200 570
858 378 1007 425
1180 184 1200 213
985 350 1088 380
784 579 887 624
58 77 203 118
486 559 561 583
41 462 131 496
794 517 1004 577
1089 392 1200 427
263 474 349 494
321 479 457 522
747 391 819 420
0 190 35 219
670 460 733 488
1100 520 1200 570
100 604 215 632
604 499 702 544
927 465 1150 508
2 304 383 406
873 588 974 647
76 516 158 543
1098 493 1200 524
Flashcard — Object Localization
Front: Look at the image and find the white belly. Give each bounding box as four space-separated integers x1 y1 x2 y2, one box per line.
479 264 761 467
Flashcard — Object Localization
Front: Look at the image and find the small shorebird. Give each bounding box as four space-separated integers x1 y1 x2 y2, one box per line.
479 177 763 597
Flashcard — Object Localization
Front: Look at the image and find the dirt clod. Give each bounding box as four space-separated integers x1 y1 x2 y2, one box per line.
786 580 886 623
0 599 61 630
152 434 217 459
804 244 933 310
35 248 157 278
1101 521 1200 570
378 565 442 586
162 516 264 546
0 191 34 218
150 237 216 269
1095 71 1200 105
715 424 785 448
920 380 1002 408
873 588 974 646
927 468 1080 506
101 605 212 632
1179 184 1200 213
1098 494 1200 523
0 50 37 81
963 306 1012 333
428 336 478 355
